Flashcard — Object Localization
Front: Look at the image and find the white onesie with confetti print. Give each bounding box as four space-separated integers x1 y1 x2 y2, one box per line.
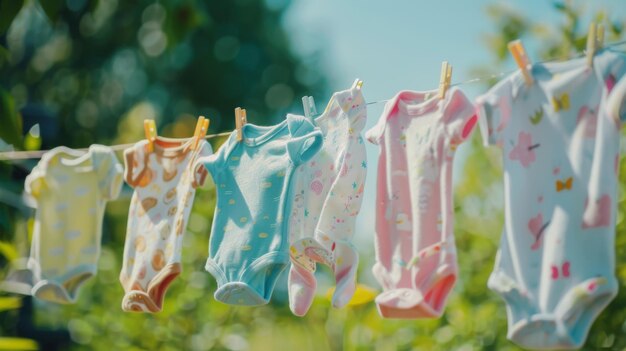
287 86 368 316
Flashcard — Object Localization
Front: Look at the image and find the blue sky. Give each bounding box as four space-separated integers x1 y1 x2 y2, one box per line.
280 0 626 253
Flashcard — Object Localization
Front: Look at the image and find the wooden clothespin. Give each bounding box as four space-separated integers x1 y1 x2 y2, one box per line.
235 107 243 142
144 119 157 152
586 23 598 67
234 107 248 142
302 96 317 119
241 108 247 125
597 24 605 48
351 78 364 90
508 40 533 86
438 61 453 99
193 116 210 150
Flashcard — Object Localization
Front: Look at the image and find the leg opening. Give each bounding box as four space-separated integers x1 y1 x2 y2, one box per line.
288 264 316 316
423 273 456 313
147 264 182 311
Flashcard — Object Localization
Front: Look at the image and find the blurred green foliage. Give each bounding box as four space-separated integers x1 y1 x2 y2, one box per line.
0 1 626 350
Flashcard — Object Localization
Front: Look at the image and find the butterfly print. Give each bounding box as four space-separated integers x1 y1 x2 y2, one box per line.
555 177 573 192
551 261 571 280
529 108 543 125
552 93 570 112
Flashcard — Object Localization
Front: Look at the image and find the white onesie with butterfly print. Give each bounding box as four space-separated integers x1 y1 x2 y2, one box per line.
476 48 626 350
287 85 368 316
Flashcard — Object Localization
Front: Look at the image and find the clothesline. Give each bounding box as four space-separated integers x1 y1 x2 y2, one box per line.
0 131 233 161
1 39 625 162
363 40 626 106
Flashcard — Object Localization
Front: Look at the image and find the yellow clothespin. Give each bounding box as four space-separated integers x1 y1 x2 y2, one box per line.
143 119 157 152
193 116 210 150
508 40 533 86
438 61 453 99
586 23 598 67
351 78 364 90
597 24 605 48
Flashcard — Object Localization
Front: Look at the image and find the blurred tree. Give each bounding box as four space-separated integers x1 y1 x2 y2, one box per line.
0 0 327 148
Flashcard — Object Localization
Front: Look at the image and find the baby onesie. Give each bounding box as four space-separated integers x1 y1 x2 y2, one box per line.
196 115 323 306
476 48 626 349
22 145 123 304
366 88 477 319
288 86 367 316
119 137 212 313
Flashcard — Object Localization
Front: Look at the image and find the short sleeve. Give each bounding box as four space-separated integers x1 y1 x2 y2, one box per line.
94 146 124 200
191 140 214 189
444 88 478 143
284 114 324 165
365 123 383 145
604 52 626 124
365 99 396 145
607 76 626 124
24 164 46 199
193 133 232 181
475 78 514 147
286 130 323 166
123 142 147 188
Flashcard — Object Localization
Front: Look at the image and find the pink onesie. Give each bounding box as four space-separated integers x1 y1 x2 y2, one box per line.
365 88 477 319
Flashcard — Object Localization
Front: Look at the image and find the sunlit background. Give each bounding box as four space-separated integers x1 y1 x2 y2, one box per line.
1 0 626 350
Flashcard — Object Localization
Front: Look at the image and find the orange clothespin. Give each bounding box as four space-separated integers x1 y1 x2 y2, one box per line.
586 23 598 67
193 116 210 150
438 61 453 99
508 40 533 86
144 119 157 152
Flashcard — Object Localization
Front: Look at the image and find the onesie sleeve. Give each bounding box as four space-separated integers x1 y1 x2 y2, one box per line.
284 114 324 166
475 77 514 147
364 100 394 145
193 133 232 181
317 135 368 240
123 142 147 189
605 52 626 124
24 163 46 200
95 146 124 200
286 129 324 166
445 88 478 143
607 75 626 124
191 140 214 189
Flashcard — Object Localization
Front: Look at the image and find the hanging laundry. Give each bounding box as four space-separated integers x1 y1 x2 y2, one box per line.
475 48 626 349
119 136 212 313
287 82 368 316
195 115 323 306
9 145 123 304
365 87 477 319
